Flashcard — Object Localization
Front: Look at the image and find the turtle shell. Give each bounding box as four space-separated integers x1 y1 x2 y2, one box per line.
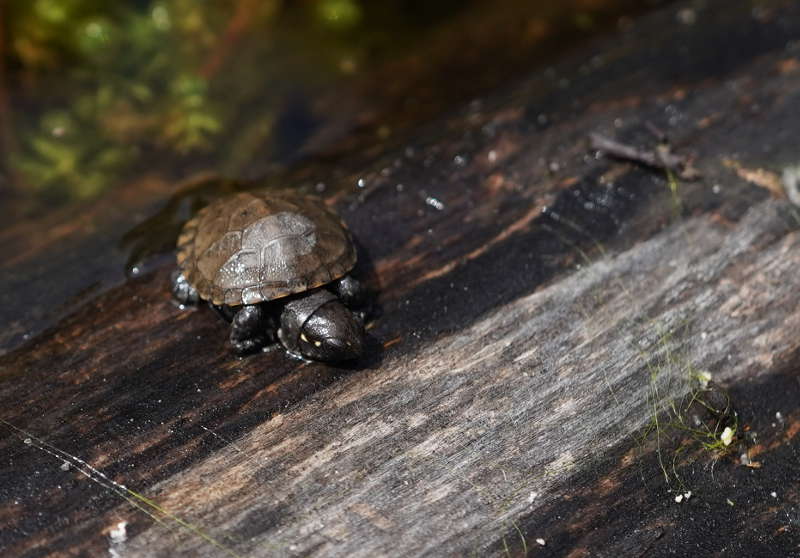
176 190 356 306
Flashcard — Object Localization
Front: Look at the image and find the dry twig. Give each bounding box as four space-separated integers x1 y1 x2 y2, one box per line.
589 132 701 181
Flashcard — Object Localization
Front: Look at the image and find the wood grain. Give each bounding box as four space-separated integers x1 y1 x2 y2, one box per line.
122 198 800 557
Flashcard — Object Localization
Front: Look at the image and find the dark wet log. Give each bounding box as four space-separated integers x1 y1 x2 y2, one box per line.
2 2 800 556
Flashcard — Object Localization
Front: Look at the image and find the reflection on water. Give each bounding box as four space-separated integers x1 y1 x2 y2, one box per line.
1 0 655 220
4 0 455 213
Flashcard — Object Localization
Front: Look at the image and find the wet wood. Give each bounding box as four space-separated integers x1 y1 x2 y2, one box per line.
2 2 800 556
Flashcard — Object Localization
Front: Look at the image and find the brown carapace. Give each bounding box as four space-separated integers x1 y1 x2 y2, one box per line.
177 191 356 306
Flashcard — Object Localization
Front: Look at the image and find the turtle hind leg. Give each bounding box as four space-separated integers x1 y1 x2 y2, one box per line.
171 271 200 306
230 304 273 354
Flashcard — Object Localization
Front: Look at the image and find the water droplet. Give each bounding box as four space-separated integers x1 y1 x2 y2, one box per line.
425 196 445 211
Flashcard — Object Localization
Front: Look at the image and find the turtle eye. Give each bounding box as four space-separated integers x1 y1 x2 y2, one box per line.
299 331 324 349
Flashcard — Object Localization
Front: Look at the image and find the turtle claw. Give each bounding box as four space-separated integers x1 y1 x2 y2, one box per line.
232 337 269 355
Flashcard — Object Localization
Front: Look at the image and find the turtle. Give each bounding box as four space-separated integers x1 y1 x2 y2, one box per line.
171 190 366 362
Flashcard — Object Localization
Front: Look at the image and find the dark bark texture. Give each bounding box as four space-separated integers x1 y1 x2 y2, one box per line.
2 2 800 556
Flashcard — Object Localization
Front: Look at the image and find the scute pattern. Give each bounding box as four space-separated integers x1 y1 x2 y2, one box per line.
176 191 356 306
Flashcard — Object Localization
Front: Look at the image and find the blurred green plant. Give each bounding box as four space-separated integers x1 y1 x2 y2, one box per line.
3 0 402 209
316 0 362 30
8 0 231 204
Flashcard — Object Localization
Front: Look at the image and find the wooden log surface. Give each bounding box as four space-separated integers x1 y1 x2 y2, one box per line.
2 2 800 556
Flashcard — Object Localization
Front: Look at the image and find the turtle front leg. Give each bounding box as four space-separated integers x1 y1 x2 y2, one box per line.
229 304 273 354
332 275 366 308
171 271 199 306
332 274 374 326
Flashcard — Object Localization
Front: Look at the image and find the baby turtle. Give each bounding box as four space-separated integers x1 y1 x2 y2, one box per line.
172 190 366 362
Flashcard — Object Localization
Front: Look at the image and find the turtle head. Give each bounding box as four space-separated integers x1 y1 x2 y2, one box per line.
279 290 364 362
297 302 364 361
